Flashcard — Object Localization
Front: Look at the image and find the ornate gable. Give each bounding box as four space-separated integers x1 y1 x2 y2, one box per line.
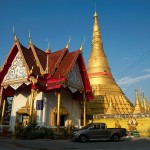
67 62 84 92
2 52 29 89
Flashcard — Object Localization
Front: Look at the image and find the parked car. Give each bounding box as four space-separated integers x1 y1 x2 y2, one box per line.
71 123 127 143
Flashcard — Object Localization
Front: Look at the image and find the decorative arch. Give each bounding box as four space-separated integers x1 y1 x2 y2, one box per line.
50 107 69 126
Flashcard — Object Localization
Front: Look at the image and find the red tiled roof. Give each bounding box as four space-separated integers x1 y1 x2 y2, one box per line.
21 45 41 75
0 40 93 100
33 45 47 71
53 50 80 78
48 48 68 75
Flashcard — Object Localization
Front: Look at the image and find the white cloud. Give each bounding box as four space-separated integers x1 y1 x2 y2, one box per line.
117 74 150 86
143 68 150 73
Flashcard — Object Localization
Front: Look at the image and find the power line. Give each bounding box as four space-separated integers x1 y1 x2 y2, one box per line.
117 49 150 78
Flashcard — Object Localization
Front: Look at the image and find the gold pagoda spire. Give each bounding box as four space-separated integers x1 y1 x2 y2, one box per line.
86 10 134 115
87 11 116 85
133 89 143 114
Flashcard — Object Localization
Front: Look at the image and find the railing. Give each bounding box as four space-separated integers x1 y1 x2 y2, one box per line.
93 113 150 119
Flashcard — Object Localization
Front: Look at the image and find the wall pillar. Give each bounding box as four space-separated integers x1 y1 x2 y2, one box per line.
83 93 87 126
29 88 38 124
0 98 6 125
0 87 3 108
57 91 61 132
28 76 38 125
43 98 47 126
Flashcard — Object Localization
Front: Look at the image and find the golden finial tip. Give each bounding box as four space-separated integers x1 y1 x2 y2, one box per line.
29 31 32 45
79 45 83 51
94 11 98 17
45 40 51 53
65 44 69 49
65 36 71 49
13 26 18 42
79 37 85 51
14 34 18 42
45 48 51 53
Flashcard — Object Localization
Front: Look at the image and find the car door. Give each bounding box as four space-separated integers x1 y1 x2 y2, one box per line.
88 124 101 140
99 124 111 139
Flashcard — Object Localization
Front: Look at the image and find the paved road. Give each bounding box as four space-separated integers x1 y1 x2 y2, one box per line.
0 137 150 150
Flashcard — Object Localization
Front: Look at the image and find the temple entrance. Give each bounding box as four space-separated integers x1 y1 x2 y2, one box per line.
16 99 37 126
54 115 67 126
51 107 69 126
16 114 29 126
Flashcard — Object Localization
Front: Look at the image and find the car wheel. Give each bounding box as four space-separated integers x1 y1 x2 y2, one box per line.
112 134 120 142
79 135 87 143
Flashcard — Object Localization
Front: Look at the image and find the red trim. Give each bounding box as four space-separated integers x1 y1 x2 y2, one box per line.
78 54 94 100
88 72 112 77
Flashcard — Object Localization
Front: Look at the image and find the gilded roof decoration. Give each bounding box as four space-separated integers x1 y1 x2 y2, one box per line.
0 34 93 100
10 83 23 90
29 44 46 75
67 62 84 92
2 52 27 84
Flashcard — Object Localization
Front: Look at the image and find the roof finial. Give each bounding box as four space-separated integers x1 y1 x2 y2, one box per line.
45 40 51 53
65 36 71 49
46 54 49 74
94 2 98 17
79 36 85 51
13 26 17 42
95 2 96 12
48 40 50 49
29 30 32 45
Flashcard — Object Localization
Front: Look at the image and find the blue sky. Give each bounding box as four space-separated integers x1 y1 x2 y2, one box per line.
0 0 150 104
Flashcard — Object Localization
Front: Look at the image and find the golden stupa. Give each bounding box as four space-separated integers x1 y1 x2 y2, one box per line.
87 11 134 115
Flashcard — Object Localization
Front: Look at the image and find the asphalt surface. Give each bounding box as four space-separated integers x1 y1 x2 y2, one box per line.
0 136 150 150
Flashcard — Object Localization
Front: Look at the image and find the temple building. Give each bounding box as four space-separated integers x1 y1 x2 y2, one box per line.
1 10 150 134
0 35 93 131
87 11 134 115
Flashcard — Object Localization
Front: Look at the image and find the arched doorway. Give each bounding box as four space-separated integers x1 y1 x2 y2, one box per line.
50 107 69 126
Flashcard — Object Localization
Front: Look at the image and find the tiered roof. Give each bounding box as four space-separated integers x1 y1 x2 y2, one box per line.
0 36 93 101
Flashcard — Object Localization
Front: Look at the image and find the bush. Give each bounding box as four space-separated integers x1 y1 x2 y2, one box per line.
20 121 54 140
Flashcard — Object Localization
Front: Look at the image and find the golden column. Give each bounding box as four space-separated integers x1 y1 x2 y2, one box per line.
56 90 61 132
28 76 38 124
0 87 3 109
0 98 6 125
83 97 87 126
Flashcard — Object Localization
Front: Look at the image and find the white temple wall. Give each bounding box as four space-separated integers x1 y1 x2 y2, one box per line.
43 90 81 127
10 90 30 131
10 88 81 130
43 92 58 126
34 92 43 126
61 90 81 127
